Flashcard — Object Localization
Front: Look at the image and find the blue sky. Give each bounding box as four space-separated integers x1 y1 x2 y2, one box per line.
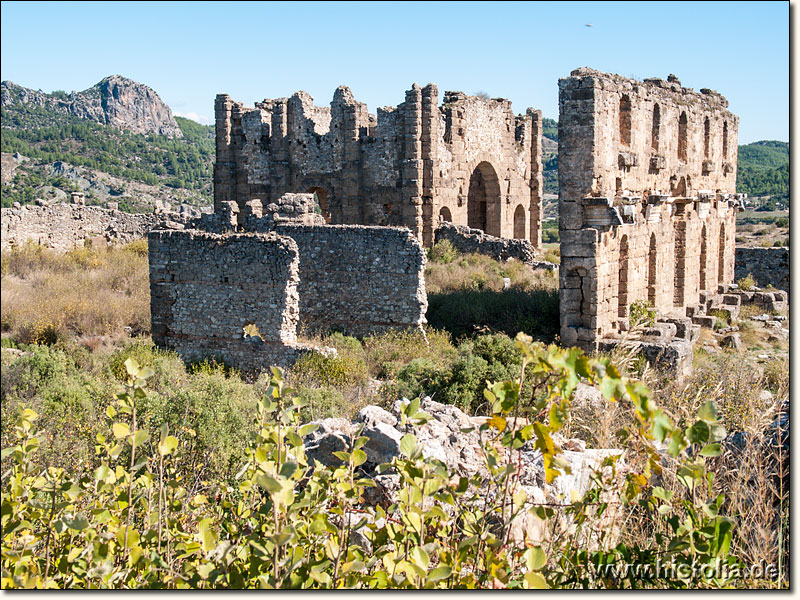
0 1 788 143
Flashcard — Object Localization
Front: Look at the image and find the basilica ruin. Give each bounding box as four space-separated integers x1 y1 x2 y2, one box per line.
558 68 744 366
213 84 544 247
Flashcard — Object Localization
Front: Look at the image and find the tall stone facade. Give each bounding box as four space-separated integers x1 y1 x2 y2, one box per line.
213 84 543 247
558 69 741 352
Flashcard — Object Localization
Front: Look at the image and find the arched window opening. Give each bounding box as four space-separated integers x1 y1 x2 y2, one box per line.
513 204 526 239
619 95 632 147
618 235 629 318
651 104 660 151
703 117 711 160
678 112 688 163
467 161 502 237
647 234 658 306
439 206 452 223
307 187 330 223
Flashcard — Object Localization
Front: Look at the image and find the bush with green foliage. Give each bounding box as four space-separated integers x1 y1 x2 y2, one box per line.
1 337 756 589
736 273 756 292
629 300 656 329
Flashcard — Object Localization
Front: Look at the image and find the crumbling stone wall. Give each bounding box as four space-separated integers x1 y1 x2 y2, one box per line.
148 230 310 371
558 69 740 352
434 220 546 268
272 224 427 336
734 247 789 291
214 84 543 248
149 192 429 369
0 202 191 252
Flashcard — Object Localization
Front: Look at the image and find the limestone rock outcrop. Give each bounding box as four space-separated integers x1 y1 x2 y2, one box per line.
1 76 182 138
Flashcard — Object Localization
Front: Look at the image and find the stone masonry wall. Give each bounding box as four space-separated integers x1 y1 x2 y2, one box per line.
558 69 740 352
213 84 543 248
1 202 190 252
148 230 309 372
434 220 540 267
273 224 428 337
735 247 789 291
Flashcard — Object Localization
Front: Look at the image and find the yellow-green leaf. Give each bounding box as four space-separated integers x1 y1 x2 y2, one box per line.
112 423 130 439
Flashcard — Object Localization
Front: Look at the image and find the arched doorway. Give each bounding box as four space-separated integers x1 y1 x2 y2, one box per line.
467 162 502 237
307 187 330 223
439 206 452 223
513 204 526 239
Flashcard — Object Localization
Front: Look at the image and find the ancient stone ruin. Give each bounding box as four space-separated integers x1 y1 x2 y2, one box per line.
148 193 428 372
213 84 544 248
557 69 743 372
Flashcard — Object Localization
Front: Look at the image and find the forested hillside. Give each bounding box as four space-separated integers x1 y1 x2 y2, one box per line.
1 101 214 208
736 141 789 209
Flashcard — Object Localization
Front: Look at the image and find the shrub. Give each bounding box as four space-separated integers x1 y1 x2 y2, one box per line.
736 273 756 291
1 340 757 589
428 239 457 264
291 350 368 388
629 300 656 328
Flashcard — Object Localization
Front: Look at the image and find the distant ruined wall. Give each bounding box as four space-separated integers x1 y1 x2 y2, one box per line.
213 84 543 248
148 230 309 372
735 247 789 291
558 69 740 352
0 202 186 252
273 224 428 336
433 220 539 267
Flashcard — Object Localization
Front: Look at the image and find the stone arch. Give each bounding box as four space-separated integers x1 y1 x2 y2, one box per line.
306 186 331 223
467 161 502 237
513 204 526 239
647 233 657 306
651 104 660 151
439 206 452 223
678 112 688 163
700 224 708 291
619 95 632 146
618 235 629 318
718 223 726 285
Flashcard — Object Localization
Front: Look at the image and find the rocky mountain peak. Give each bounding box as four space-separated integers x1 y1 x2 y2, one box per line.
1 76 183 138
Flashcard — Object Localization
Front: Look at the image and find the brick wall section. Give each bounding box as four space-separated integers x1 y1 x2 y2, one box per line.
213 84 543 248
1 203 188 252
558 69 741 352
735 247 789 291
148 230 309 371
272 224 428 336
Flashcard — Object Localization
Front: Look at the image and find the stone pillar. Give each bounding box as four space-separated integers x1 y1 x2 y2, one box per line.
332 86 363 224
420 83 438 246
401 84 424 240
213 94 235 213
528 108 543 248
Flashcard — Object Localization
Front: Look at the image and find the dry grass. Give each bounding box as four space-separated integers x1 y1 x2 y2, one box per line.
425 251 558 294
1 240 150 345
